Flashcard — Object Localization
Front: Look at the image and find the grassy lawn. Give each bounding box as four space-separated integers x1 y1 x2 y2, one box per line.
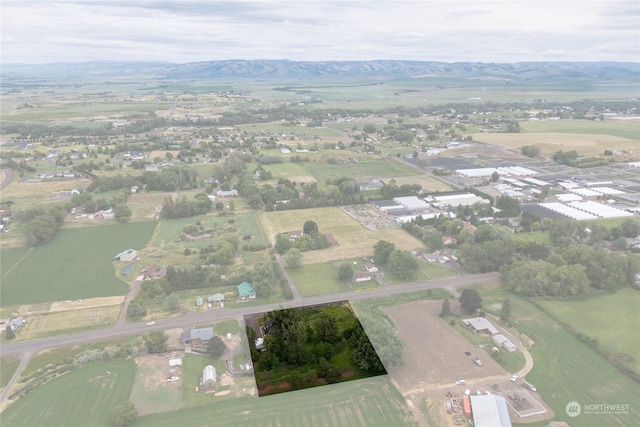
287 263 353 296
2 360 136 427
537 288 640 374
475 286 640 427
258 207 424 264
514 231 551 244
0 222 156 306
138 375 414 427
0 356 20 390
149 212 265 252
179 353 228 408
305 159 417 182
385 258 455 285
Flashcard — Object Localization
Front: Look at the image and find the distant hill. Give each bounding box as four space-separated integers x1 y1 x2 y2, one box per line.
2 60 639 82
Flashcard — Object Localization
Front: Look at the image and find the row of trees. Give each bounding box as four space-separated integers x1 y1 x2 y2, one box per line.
502 244 639 296
160 193 212 219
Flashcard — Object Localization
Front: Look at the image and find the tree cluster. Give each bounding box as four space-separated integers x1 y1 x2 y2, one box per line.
160 193 212 219
14 205 65 247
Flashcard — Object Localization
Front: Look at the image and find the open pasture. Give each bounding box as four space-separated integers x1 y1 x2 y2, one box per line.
17 304 120 340
1 177 92 203
261 162 317 183
0 222 155 306
1 359 136 427
4 99 168 124
473 132 639 157
538 288 640 374
305 159 417 182
519 119 640 140
479 289 640 427
258 207 424 264
389 174 454 193
286 262 354 296
136 375 415 427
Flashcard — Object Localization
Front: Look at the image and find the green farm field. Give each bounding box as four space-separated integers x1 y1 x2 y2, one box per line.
136 375 416 427
0 222 156 306
1 359 136 427
478 286 640 427
305 159 417 182
261 162 318 182
258 207 424 264
537 288 640 374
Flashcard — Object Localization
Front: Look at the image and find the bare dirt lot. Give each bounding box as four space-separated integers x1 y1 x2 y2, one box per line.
130 352 182 416
384 300 553 426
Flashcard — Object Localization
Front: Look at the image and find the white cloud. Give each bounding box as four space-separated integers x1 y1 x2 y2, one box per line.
1 1 638 63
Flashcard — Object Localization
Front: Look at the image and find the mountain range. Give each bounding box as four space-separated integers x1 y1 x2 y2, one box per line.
2 60 639 81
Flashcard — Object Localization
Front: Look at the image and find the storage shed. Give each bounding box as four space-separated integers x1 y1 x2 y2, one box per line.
202 365 216 392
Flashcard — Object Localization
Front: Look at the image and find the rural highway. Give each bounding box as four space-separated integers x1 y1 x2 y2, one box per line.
0 271 499 404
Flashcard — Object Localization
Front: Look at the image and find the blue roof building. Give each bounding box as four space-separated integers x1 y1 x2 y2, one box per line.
237 282 256 300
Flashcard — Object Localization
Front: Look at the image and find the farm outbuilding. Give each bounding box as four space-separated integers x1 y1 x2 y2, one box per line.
114 249 137 261
211 293 225 303
492 334 517 352
202 365 216 392
354 271 373 282
462 317 500 336
470 394 512 427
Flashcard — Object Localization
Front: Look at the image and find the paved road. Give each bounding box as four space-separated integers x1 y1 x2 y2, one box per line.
0 272 499 357
0 271 499 405
0 168 14 191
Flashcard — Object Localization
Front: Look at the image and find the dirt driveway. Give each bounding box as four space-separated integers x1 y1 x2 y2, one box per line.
383 300 553 426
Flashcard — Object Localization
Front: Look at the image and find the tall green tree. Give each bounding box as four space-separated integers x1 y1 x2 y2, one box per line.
373 240 395 265
207 336 227 358
439 299 451 318
144 330 168 353
4 326 15 340
500 298 511 322
110 401 138 427
459 288 482 314
303 220 319 235
388 250 419 280
338 263 354 281
285 247 302 269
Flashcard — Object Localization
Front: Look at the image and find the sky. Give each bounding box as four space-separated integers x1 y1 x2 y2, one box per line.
2 0 639 64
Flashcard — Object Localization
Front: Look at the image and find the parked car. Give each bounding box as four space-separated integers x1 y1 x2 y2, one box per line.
455 380 466 385
511 374 519 382
146 321 156 326
473 358 483 366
